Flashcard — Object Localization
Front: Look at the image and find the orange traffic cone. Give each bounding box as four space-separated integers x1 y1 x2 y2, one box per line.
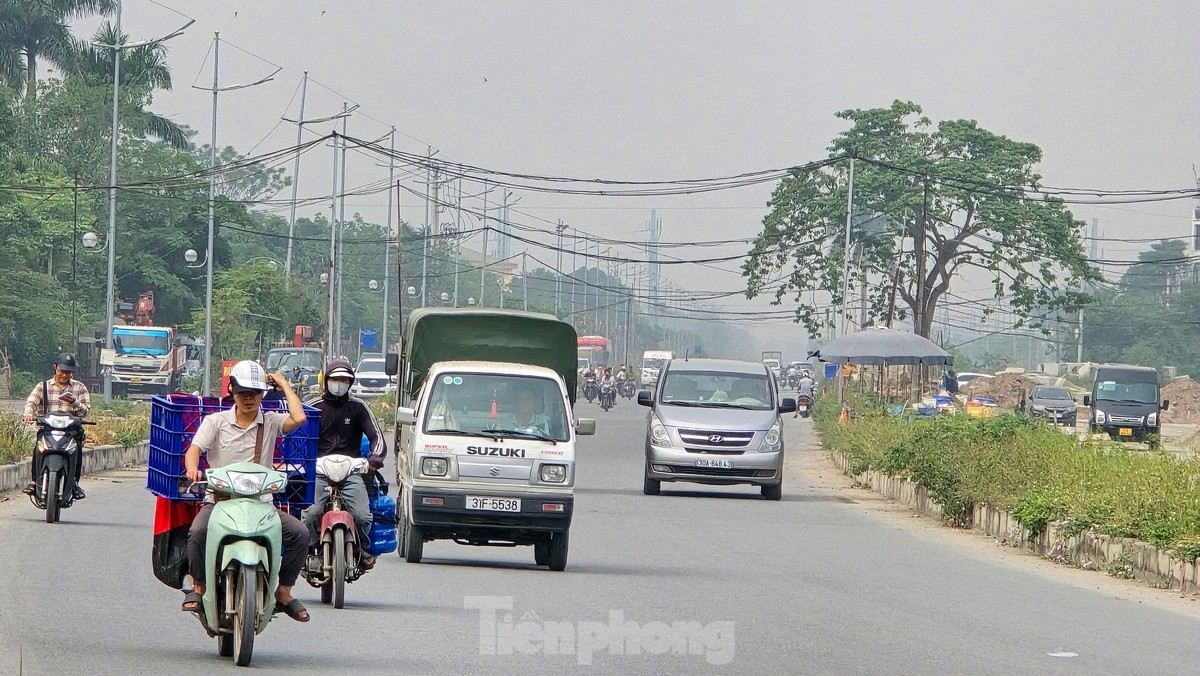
838 404 850 425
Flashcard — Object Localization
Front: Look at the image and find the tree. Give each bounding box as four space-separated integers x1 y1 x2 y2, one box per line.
0 0 113 103
1119 239 1187 294
743 100 1096 339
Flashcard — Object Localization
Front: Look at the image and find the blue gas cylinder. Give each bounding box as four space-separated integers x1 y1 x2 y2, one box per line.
365 493 398 555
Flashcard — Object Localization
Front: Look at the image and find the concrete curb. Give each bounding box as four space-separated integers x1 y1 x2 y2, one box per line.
0 441 148 495
829 450 1200 592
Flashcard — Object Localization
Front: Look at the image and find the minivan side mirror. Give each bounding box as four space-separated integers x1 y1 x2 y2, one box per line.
1082 395 1091 407
396 406 416 425
1162 399 1170 411
576 418 596 435
779 397 797 414
637 390 653 407
384 352 400 376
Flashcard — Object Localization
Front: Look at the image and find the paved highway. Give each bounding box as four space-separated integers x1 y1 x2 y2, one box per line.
0 397 1198 674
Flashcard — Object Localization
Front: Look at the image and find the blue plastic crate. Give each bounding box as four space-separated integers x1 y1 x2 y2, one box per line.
146 394 319 508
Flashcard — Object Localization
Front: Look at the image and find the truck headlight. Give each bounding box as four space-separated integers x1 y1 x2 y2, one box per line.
1147 412 1158 427
650 414 671 446
421 457 448 477
1094 410 1105 424
761 421 782 452
539 464 567 483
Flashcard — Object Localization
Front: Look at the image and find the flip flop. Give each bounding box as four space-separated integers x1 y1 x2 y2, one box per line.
273 598 310 622
181 590 203 613
360 555 376 571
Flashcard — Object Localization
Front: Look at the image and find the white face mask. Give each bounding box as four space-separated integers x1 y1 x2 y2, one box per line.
328 381 351 397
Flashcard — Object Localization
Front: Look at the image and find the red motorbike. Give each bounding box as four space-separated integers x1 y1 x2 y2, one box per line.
303 455 370 609
796 394 814 418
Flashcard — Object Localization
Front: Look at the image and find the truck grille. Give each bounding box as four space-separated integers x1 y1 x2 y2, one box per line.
1108 415 1143 424
359 377 388 388
678 429 755 448
664 465 775 478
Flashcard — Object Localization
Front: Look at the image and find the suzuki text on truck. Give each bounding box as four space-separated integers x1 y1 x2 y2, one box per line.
393 308 595 571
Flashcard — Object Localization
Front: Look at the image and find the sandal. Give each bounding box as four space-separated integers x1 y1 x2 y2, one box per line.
273 598 310 622
181 590 203 613
21 483 35 496
360 555 376 571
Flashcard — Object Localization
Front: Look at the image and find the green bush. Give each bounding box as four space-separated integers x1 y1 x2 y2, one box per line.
815 396 1200 549
10 371 39 399
0 414 33 463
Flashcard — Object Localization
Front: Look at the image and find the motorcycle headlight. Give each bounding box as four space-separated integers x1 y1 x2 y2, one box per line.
650 414 671 446
1095 410 1106 424
44 415 72 430
317 456 353 483
422 457 448 477
540 464 567 483
762 421 782 451
227 471 267 496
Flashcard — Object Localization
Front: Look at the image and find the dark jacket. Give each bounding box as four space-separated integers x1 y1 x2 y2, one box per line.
311 392 385 463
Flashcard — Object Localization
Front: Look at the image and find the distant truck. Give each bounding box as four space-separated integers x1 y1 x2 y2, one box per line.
109 325 187 397
641 350 673 388
761 351 782 379
577 336 611 370
1083 364 1169 443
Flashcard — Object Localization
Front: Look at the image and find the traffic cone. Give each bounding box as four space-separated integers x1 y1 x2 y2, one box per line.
838 404 850 425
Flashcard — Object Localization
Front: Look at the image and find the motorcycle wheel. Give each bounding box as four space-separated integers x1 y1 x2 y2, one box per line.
332 528 347 610
320 540 333 604
44 469 59 524
232 563 257 667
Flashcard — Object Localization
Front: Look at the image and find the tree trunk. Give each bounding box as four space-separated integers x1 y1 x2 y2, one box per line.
25 51 36 103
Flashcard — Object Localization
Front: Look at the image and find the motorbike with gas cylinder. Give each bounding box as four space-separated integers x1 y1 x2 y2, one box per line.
188 461 289 667
303 455 371 609
30 411 94 523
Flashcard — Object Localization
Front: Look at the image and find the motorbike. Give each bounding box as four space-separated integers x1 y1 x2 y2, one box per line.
30 411 94 524
796 393 814 418
583 377 599 403
190 461 289 667
786 374 800 389
619 379 636 399
303 455 371 609
600 383 616 411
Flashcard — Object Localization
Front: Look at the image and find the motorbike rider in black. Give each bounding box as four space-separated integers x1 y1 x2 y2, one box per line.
301 359 386 569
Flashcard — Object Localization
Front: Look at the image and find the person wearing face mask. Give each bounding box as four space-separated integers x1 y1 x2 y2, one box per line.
301 358 385 569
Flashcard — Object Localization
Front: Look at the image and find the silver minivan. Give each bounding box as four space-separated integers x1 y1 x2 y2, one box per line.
638 358 796 500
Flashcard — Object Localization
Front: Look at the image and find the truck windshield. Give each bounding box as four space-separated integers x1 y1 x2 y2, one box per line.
113 329 169 354
643 358 666 371
660 371 773 410
268 350 322 372
357 359 386 373
423 373 570 442
1095 380 1158 405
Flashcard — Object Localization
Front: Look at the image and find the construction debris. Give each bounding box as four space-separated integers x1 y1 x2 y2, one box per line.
963 372 1037 409
1162 377 1200 422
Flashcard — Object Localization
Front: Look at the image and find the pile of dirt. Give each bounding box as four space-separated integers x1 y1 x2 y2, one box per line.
1162 377 1200 422
963 373 1036 409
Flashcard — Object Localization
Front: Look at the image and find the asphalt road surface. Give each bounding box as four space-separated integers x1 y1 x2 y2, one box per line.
1 396 1198 674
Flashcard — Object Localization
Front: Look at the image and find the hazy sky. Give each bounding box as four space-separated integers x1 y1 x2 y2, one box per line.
80 1 1200 352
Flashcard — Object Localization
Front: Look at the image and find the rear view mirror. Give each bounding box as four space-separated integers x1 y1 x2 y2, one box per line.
1162 399 1170 411
396 406 416 425
779 398 797 414
576 418 596 436
1083 395 1091 407
637 390 653 407
384 352 399 376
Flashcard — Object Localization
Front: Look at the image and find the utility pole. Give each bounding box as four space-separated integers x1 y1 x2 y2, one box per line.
555 219 566 316
838 157 856 339
101 0 123 404
284 71 308 281
382 127 395 353
480 180 489 307
326 131 338 357
334 102 349 356
421 147 432 308
522 252 528 311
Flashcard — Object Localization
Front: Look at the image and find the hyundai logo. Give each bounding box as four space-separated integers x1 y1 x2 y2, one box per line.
708 435 724 443
489 466 501 477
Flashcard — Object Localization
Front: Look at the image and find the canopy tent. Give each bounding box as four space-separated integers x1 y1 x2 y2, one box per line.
814 328 952 366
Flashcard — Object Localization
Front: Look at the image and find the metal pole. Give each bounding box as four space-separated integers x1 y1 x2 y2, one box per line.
102 0 123 404
555 220 564 316
284 71 308 281
453 177 462 307
839 157 855 339
382 127 395 353
522 252 528 311
421 149 432 308
202 32 219 396
571 228 578 317
480 181 489 306
326 131 338 356
335 103 348 355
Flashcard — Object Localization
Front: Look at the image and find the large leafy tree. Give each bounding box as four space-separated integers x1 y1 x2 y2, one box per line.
0 0 113 103
1119 239 1187 294
743 100 1096 338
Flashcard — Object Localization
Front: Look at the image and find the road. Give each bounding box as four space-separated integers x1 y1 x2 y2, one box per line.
1 397 1198 674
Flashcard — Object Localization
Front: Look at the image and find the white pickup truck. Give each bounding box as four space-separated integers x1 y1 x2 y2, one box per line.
391 309 595 571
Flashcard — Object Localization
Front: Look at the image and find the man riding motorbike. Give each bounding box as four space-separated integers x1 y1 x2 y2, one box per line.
301 359 386 571
182 360 311 622
797 371 814 397
599 367 617 408
22 353 91 500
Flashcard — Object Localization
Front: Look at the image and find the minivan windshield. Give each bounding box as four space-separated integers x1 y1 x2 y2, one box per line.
643 358 667 371
660 370 773 410
1095 380 1158 405
357 359 385 373
423 373 570 442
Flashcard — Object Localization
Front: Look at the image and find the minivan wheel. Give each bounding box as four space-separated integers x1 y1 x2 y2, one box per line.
643 472 661 496
761 480 782 501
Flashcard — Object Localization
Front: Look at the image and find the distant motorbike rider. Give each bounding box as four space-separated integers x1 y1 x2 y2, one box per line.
301 358 386 570
599 368 617 405
797 371 814 397
22 353 91 500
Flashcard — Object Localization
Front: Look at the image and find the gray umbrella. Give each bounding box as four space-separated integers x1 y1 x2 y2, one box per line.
815 328 952 366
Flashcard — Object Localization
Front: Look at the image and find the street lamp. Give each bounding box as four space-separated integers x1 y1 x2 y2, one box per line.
467 297 477 306
440 291 451 304
406 286 418 297
369 279 380 291
82 232 109 252
184 248 208 268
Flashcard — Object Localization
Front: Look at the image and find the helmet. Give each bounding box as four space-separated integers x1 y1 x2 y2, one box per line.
54 353 78 371
324 358 355 386
228 360 270 393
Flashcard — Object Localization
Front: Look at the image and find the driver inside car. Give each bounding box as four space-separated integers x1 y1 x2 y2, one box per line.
490 386 549 434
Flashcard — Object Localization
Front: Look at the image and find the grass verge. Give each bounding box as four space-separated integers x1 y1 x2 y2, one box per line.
0 400 151 463
814 393 1200 550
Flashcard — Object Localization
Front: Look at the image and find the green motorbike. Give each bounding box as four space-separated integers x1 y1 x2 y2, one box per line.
194 461 289 667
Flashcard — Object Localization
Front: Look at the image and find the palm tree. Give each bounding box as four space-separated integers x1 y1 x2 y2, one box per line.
74 21 192 150
0 0 114 103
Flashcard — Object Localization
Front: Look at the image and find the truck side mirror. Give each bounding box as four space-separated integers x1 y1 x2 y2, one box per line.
1162 399 1170 411
384 352 399 376
395 406 416 425
779 398 797 414
576 418 596 435
637 390 653 407
1082 395 1091 407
